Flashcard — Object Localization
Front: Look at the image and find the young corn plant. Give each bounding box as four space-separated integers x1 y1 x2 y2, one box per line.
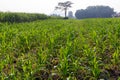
5 65 16 80
90 52 100 78
0 61 5 80
84 45 100 78
59 47 69 78
58 40 72 79
90 31 101 78
112 48 119 65
1 32 7 53
37 47 48 67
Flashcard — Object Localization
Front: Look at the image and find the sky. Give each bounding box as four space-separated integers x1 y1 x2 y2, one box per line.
0 0 120 15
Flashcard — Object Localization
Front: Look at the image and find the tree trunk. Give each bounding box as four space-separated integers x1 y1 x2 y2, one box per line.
65 8 67 17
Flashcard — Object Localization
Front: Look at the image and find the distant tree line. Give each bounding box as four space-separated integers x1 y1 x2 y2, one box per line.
0 12 50 23
0 12 65 23
75 5 115 19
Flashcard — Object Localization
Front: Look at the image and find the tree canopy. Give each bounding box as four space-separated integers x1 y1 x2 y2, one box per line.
75 5 115 19
55 1 73 18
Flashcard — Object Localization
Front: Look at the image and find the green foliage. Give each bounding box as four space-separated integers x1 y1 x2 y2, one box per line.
0 12 49 23
75 5 115 19
0 18 120 79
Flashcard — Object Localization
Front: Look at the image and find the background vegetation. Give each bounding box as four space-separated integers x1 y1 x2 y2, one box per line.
0 12 63 23
75 6 115 19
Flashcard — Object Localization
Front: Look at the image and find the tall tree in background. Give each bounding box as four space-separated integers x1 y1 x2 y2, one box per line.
55 1 73 18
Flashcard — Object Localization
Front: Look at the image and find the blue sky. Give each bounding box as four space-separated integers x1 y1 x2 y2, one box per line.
0 0 120 15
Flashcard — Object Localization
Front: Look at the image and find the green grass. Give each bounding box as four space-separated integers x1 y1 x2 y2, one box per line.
0 18 120 80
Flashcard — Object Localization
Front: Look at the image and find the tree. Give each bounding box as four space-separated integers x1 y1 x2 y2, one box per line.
75 9 87 19
75 5 115 19
55 1 73 18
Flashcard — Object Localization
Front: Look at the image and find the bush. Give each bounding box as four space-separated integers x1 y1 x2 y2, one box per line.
0 12 49 23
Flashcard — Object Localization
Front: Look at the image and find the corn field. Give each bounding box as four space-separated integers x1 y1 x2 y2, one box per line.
0 18 120 80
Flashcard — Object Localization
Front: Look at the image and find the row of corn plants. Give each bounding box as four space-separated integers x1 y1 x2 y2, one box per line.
0 18 120 79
